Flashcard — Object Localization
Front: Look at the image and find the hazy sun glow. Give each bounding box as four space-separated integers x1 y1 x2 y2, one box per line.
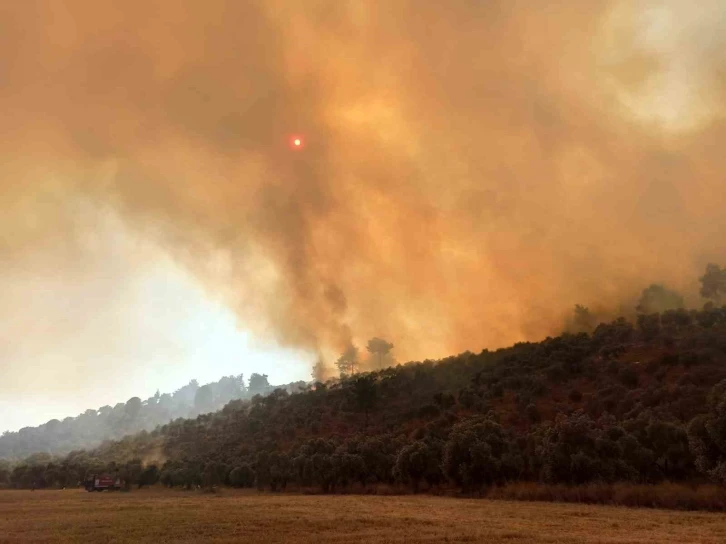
0 205 313 433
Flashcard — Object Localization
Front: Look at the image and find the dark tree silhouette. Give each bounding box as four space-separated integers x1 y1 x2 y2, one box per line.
688 379 726 484
194 385 214 414
124 397 142 420
700 263 726 304
570 305 596 333
335 345 359 377
350 375 377 428
636 284 684 314
311 359 327 382
366 337 394 369
248 373 270 394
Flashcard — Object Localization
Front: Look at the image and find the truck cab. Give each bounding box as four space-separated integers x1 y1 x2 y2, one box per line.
84 474 123 492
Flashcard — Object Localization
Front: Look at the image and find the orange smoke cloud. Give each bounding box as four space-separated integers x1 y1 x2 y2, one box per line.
2 0 725 374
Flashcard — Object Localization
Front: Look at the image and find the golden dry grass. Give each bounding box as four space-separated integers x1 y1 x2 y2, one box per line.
487 482 726 511
1 489 726 543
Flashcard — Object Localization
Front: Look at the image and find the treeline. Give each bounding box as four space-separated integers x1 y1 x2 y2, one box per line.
0 372 306 460
5 304 726 497
5 264 726 500
565 263 726 334
6 262 722 465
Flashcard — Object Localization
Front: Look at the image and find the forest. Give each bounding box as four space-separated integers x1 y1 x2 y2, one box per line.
0 372 306 459
3 265 726 499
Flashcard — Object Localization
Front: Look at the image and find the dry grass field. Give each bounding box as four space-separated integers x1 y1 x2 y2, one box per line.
1 489 726 543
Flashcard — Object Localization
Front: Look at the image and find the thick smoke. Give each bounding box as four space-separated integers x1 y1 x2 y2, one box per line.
2 0 726 379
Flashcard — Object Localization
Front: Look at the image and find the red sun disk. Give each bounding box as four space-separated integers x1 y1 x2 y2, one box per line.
289 135 305 150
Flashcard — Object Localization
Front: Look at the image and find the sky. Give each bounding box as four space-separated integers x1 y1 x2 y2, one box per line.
2 0 726 432
0 201 311 432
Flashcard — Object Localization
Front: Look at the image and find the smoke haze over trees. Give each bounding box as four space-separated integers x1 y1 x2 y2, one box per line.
2 271 726 512
0 373 306 460
0 265 719 465
5 302 726 502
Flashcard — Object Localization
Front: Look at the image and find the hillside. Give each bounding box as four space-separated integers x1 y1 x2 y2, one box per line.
4 305 726 494
0 373 306 460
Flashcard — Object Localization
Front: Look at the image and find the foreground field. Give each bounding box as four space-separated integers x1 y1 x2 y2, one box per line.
1 489 726 543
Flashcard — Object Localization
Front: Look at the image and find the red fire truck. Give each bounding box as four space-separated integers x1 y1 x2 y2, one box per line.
84 474 123 492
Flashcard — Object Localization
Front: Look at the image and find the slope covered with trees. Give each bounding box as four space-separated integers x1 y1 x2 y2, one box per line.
5 264 726 499
5 304 726 495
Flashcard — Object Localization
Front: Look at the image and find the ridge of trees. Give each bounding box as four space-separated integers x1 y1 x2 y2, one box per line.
4 303 726 493
4 263 726 496
0 372 305 460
